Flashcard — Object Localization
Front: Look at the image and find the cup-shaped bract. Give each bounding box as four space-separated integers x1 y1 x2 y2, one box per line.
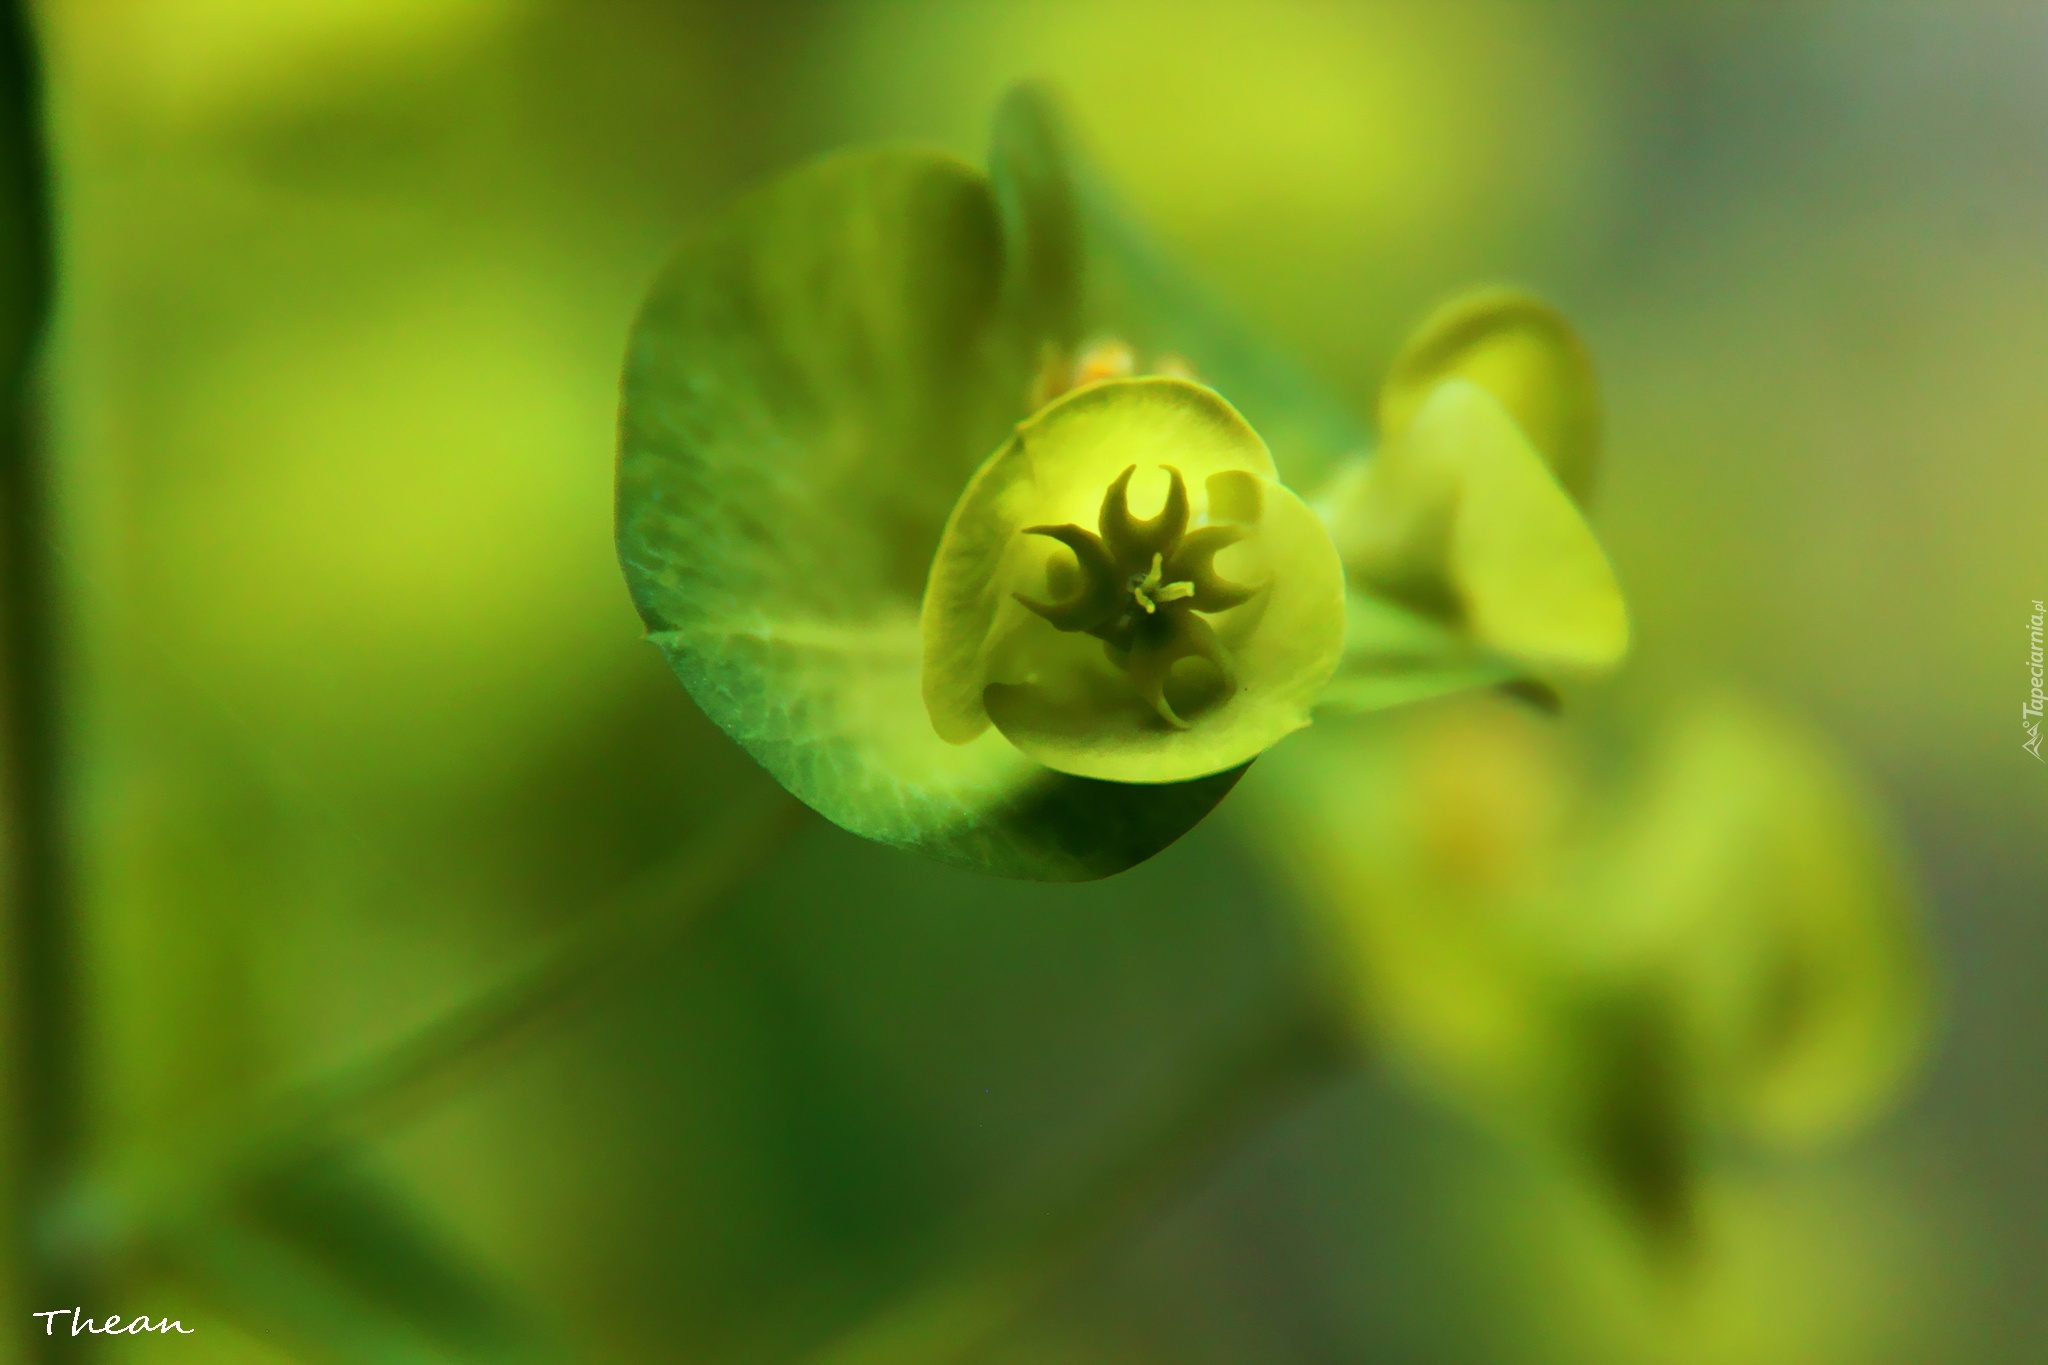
1327 379 1629 676
923 377 1345 784
1309 291 1628 717
1380 287 1601 505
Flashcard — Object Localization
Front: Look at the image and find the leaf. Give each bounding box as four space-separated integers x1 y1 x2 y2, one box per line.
1379 286 1600 505
1552 986 1697 1245
1238 705 1702 1237
1240 701 1576 1127
618 148 1243 880
990 84 1370 492
987 84 1084 363
1309 289 1620 708
0 0 45 383
1314 591 1521 717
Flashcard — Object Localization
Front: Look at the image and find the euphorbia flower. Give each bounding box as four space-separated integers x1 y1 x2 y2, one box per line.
923 376 1344 783
616 84 1630 879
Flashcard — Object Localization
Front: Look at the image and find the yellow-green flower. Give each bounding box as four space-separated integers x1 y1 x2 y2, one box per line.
922 377 1345 784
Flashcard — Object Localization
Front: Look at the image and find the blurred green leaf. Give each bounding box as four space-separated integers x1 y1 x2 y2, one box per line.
992 84 1369 492
1314 591 1522 717
68 790 802 1365
0 0 40 385
987 85 1084 366
618 144 1245 880
1550 986 1696 1247
796 1004 1353 1365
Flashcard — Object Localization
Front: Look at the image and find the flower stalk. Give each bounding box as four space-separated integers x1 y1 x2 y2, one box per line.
0 1 88 1354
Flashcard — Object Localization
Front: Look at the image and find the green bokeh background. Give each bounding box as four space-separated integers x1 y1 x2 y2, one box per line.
12 2 2045 1361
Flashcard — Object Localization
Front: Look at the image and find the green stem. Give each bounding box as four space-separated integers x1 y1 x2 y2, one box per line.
261 792 809 1146
796 996 1359 1365
0 1 79 1355
108 793 810 1241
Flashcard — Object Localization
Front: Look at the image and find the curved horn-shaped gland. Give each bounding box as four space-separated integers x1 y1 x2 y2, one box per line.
1167 524 1259 613
1123 609 1234 730
1099 463 1190 571
921 377 1345 783
1016 523 1124 632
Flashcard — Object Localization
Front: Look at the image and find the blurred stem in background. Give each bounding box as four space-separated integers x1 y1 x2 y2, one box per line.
107 791 809 1235
0 0 82 1355
0 0 86 1358
806 994 1359 1365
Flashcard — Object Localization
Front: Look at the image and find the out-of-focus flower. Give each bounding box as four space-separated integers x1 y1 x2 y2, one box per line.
1245 693 1931 1239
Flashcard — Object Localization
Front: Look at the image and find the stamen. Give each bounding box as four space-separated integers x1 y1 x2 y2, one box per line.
1131 552 1168 613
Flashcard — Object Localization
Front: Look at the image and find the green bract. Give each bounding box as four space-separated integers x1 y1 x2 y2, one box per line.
1380 287 1600 504
1316 288 1628 713
618 149 1247 881
1326 378 1628 675
923 377 1343 783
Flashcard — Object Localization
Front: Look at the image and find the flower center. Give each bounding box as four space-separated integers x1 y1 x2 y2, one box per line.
1013 464 1258 728
1129 553 1196 615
